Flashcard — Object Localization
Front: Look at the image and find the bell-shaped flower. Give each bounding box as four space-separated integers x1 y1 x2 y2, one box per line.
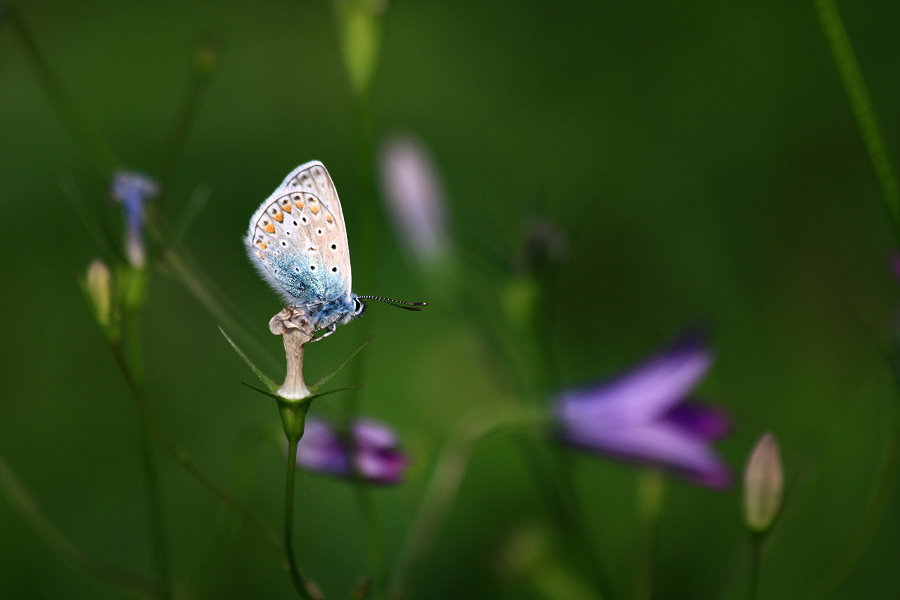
111 171 158 268
378 135 450 265
554 334 732 488
294 417 407 484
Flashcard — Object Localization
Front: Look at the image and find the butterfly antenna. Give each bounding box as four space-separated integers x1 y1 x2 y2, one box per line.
358 295 428 311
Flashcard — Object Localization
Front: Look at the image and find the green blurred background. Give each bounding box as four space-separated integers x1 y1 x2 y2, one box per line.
1 0 898 598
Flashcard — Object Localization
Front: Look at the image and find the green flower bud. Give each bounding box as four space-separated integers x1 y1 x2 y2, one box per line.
336 0 385 97
743 432 783 533
85 260 113 329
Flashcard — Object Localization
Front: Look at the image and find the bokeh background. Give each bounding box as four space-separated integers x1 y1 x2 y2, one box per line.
1 1 898 598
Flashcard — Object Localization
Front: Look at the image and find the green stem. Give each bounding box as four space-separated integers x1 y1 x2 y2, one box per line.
0 454 160 599
389 407 546 600
635 471 664 600
527 443 616 600
136 406 173 600
811 2 900 596
284 437 315 600
747 533 764 600
814 0 900 242
5 6 116 176
119 304 172 600
158 41 217 200
109 343 283 558
356 487 388 599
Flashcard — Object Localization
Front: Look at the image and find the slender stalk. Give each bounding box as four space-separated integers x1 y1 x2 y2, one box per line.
135 407 172 600
814 0 900 242
746 533 764 600
158 41 217 198
0 455 160 599
119 300 172 600
356 487 388 600
635 471 664 600
5 6 116 176
341 69 391 598
812 3 900 596
526 442 616 600
284 438 315 600
390 407 546 600
109 345 283 557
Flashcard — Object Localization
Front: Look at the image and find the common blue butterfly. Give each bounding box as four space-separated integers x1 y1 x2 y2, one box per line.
246 161 424 341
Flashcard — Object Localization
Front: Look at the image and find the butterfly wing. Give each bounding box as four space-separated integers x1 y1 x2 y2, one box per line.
246 161 353 307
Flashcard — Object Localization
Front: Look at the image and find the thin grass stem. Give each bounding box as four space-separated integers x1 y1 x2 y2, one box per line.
814 0 900 241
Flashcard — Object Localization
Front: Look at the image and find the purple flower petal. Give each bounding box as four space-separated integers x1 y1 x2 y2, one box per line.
554 332 732 489
294 417 407 485
557 334 712 426
561 422 731 489
663 402 731 441
111 171 158 268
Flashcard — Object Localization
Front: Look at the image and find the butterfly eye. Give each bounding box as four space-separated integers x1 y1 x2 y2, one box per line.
353 297 365 315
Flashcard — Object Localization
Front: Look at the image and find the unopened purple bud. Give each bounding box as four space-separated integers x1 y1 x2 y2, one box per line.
295 417 407 484
379 135 449 265
111 171 158 268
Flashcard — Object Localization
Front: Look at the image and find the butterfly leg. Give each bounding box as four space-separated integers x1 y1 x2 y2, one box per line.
309 323 337 343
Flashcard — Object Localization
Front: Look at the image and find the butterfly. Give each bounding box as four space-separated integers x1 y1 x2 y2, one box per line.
246 161 425 341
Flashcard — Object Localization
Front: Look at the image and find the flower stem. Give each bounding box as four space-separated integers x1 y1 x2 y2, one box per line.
119 304 173 600
158 40 217 199
530 443 617 600
356 487 388 599
389 407 548 600
136 408 173 600
284 437 315 600
746 532 764 600
814 0 900 242
635 470 664 600
110 339 285 572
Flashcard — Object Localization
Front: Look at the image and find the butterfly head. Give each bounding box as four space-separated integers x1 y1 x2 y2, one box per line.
347 296 368 322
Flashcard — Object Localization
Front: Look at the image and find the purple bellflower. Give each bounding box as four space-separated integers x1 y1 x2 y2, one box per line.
295 417 408 484
111 171 159 268
554 334 732 489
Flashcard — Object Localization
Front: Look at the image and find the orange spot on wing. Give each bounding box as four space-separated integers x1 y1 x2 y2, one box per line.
310 204 320 215
264 223 276 234
282 203 292 213
256 241 267 250
273 212 284 222
325 215 334 224
294 200 304 210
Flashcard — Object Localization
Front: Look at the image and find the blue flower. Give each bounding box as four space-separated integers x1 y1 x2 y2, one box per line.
554 334 731 488
111 171 158 267
294 417 408 484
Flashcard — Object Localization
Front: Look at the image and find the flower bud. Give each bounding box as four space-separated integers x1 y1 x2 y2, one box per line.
743 432 783 533
84 260 113 330
335 0 386 96
111 171 158 268
379 135 449 265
